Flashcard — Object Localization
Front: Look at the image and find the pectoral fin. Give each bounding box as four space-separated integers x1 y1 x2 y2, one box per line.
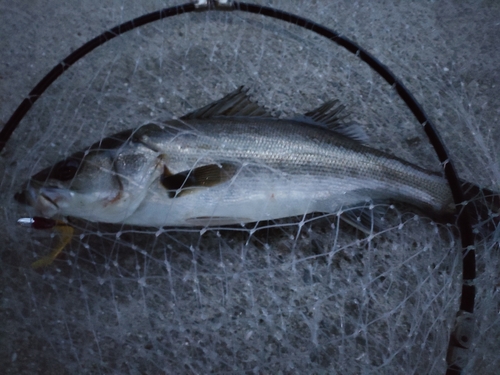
161 163 238 198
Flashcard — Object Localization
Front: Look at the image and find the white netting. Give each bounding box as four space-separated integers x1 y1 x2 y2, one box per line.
1 1 499 374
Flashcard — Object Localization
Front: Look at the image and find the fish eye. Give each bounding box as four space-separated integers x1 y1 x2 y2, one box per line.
51 159 80 181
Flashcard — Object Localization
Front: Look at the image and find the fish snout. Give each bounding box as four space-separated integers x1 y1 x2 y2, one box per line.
15 186 69 218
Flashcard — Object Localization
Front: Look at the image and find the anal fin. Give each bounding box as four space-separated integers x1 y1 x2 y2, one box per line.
339 204 389 234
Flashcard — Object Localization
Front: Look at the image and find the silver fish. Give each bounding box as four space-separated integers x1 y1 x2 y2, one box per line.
16 87 460 228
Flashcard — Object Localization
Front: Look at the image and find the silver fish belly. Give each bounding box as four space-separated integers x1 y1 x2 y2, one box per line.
15 87 454 227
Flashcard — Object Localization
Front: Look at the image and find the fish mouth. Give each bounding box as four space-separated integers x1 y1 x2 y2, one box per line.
14 186 63 218
40 191 59 208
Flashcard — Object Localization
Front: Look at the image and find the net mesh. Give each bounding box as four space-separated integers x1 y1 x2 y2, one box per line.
1 1 499 374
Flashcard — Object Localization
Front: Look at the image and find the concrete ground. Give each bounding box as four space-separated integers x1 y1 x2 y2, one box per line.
1 1 499 374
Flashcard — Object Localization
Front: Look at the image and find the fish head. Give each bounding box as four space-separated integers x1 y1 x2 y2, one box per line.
15 149 126 220
15 135 163 223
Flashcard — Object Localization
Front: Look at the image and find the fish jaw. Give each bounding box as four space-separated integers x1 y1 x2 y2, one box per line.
17 186 72 218
44 188 140 223
16 183 136 223
31 186 62 218
41 188 73 218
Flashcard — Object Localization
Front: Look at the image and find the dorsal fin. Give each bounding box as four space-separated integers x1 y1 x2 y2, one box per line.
299 100 369 144
181 86 272 120
303 99 347 126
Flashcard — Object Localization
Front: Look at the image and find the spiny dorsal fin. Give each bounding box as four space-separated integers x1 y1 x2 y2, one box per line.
299 100 369 144
181 86 272 120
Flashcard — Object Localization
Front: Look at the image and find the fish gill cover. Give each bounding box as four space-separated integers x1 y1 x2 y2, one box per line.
1 1 499 374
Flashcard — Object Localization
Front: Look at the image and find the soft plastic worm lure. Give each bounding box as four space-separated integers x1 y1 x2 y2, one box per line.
17 217 74 268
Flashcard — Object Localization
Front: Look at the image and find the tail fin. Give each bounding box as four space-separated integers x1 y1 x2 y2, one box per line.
459 181 500 236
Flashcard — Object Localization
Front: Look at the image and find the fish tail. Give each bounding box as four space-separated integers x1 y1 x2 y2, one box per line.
459 181 500 235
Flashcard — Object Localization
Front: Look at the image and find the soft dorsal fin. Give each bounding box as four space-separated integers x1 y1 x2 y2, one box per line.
299 100 369 144
303 99 347 126
181 86 272 120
